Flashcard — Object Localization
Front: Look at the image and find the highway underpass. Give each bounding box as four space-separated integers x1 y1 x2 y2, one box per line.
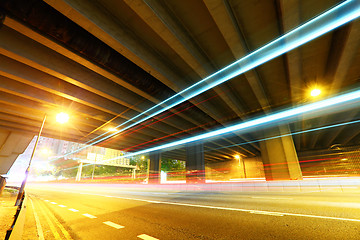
1 0 360 239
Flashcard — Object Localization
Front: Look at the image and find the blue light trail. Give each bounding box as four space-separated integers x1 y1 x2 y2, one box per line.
105 88 360 161
58 116 360 172
63 0 360 158
204 119 360 153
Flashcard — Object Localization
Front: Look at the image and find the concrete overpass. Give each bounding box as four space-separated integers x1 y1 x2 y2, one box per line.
0 0 359 183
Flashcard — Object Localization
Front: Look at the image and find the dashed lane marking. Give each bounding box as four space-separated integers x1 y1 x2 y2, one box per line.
251 196 293 200
250 210 284 216
137 234 159 240
103 221 124 229
83 213 97 219
49 190 360 223
51 202 57 204
68 208 79 212
58 205 67 208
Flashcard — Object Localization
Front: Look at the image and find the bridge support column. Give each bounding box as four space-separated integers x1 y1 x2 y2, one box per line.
132 168 136 179
148 151 161 184
260 125 303 180
0 176 6 195
186 141 205 183
75 162 83 181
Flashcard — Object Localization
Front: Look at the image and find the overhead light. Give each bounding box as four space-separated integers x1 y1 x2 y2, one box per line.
39 148 51 156
310 89 321 97
56 112 69 124
108 127 118 132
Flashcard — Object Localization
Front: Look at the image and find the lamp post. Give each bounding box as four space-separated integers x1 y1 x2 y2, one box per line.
15 112 69 206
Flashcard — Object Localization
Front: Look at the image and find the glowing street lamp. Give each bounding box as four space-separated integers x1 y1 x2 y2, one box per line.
15 112 69 206
310 88 321 97
56 112 69 124
108 127 118 132
39 148 51 156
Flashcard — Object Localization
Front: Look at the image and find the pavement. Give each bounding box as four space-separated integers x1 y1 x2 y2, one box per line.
0 188 18 239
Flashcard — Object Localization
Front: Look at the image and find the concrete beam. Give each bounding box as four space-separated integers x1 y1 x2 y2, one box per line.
204 0 270 111
277 0 303 150
0 130 33 174
3 17 158 105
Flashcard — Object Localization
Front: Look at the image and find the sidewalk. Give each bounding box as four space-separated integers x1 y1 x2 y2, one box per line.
0 188 17 239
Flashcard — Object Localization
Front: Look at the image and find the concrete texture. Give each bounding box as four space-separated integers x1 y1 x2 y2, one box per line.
0 189 17 239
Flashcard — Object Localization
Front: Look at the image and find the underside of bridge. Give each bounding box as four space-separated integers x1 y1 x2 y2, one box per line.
0 0 359 179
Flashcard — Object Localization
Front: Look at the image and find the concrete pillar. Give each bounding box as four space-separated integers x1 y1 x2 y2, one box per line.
0 176 6 196
260 125 303 180
186 141 205 183
75 162 83 181
132 168 136 179
148 151 161 184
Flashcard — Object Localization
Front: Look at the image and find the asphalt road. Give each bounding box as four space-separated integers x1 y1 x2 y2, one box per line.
24 183 360 240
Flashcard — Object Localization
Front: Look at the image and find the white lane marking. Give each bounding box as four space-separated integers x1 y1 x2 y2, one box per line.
138 234 159 240
51 190 360 222
68 208 79 212
83 213 97 219
51 202 57 204
251 196 293 200
44 200 49 202
58 205 67 208
250 210 284 216
103 221 124 229
146 200 161 204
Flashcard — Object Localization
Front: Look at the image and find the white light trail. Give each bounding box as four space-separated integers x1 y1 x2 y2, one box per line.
107 89 360 160
54 115 360 171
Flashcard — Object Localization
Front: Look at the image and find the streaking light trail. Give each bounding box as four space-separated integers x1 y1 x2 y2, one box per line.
105 88 360 161
203 119 360 153
63 0 360 157
57 116 360 172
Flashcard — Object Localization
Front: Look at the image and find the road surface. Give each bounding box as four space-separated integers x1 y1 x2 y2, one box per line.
24 183 360 239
